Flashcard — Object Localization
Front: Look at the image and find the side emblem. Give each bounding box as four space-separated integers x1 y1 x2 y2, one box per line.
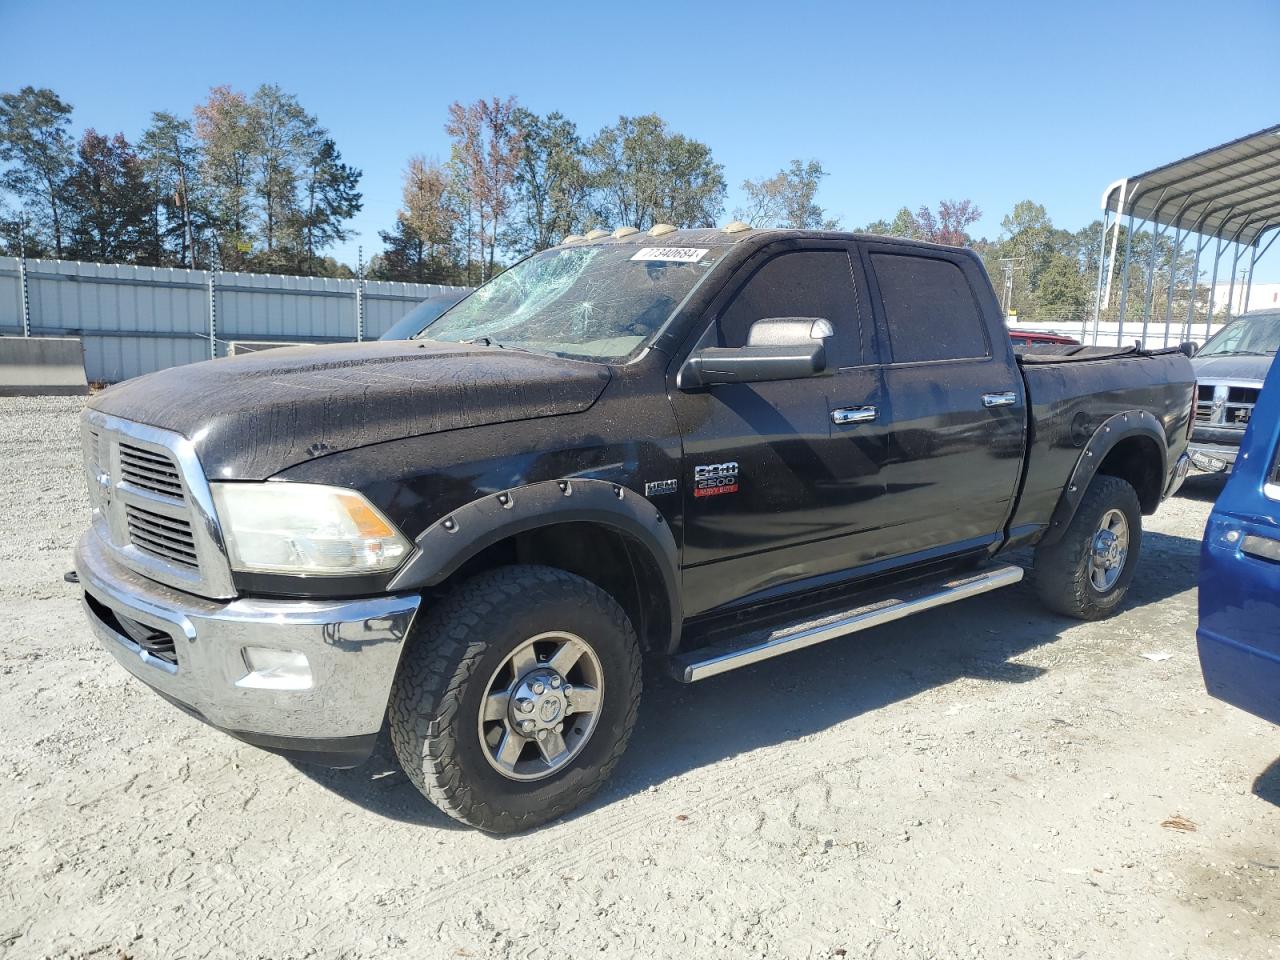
645 479 679 497
693 461 739 498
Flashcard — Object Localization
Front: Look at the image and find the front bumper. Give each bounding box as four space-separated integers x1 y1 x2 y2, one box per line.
75 529 421 767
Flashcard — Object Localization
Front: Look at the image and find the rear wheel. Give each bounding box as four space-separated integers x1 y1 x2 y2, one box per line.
388 565 641 833
1033 474 1142 620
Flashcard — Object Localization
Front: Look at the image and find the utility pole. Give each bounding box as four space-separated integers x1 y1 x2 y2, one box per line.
998 257 1024 319
355 244 365 342
17 211 31 337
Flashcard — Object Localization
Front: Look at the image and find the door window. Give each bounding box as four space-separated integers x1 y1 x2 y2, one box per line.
718 250 862 366
871 253 990 363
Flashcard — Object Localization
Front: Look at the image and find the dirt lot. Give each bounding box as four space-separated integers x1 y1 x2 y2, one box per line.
1 395 1277 960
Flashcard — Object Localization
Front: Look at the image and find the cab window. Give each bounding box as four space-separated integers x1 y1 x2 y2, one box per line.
871 253 990 363
718 250 862 366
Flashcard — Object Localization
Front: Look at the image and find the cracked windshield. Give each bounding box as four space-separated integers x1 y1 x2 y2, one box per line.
419 243 729 361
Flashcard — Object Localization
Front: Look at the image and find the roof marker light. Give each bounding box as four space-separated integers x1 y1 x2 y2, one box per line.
612 226 640 238
649 223 677 237
584 228 610 240
723 220 751 234
560 234 584 245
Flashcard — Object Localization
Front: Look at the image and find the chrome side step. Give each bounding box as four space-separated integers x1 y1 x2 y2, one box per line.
671 563 1024 683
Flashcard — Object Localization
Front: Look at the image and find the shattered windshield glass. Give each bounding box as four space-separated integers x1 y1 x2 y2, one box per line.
418 244 729 362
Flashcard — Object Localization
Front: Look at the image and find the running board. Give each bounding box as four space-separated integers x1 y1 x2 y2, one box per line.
671 564 1024 683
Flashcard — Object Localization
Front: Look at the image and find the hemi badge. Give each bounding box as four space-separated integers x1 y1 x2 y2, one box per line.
645 479 679 496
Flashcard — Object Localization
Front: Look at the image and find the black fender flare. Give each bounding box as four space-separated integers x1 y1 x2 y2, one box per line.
1039 410 1168 547
387 478 681 650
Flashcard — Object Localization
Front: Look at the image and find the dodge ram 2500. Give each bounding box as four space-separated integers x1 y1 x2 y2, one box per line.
75 226 1195 831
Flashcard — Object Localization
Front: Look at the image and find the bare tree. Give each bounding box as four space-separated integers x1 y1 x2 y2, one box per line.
735 159 836 229
446 97 522 281
913 199 981 247
402 156 458 262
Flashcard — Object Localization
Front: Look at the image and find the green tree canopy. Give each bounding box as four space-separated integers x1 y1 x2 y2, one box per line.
0 86 75 256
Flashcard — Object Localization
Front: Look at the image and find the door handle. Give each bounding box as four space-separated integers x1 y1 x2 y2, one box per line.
831 405 878 425
982 392 1018 408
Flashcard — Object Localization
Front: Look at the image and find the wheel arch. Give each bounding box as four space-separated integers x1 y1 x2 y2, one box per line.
1040 410 1167 546
388 479 682 654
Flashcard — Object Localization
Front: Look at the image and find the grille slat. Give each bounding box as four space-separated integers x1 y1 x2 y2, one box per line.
126 523 198 558
87 429 102 474
127 532 199 567
85 596 179 665
119 443 185 500
125 503 198 568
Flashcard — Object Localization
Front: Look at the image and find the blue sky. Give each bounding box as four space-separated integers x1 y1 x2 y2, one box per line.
3 0 1278 277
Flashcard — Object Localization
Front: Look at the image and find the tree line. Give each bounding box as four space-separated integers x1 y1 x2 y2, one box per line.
0 85 360 275
371 101 738 285
1 84 1191 324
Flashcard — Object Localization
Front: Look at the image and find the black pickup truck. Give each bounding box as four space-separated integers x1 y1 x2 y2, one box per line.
75 226 1194 832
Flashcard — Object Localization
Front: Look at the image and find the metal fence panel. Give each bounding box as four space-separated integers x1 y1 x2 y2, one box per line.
0 256 470 382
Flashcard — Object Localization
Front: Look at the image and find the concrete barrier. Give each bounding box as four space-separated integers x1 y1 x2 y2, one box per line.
0 336 89 396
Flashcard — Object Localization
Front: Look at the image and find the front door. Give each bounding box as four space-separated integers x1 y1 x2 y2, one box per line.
669 242 886 616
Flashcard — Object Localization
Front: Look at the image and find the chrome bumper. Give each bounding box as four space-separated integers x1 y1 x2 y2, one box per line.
75 528 421 762
1166 452 1192 497
1188 443 1238 474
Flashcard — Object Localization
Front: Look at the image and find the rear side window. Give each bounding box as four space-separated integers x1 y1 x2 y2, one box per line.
719 250 862 366
870 253 990 363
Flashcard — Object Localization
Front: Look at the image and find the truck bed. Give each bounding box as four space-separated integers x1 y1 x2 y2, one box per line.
1008 348 1195 542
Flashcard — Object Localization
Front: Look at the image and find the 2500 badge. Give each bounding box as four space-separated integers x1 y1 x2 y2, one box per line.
693 461 739 498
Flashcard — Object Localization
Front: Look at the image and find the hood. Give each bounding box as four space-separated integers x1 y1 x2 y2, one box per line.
89 340 612 479
1190 353 1273 383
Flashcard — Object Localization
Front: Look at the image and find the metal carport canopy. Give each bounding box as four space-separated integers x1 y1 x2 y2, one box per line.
1103 124 1280 244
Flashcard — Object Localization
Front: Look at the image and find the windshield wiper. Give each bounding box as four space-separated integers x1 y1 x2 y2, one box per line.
460 336 541 355
1216 349 1274 357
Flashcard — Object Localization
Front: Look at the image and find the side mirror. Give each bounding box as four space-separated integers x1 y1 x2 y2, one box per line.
1178 341 1199 358
679 317 832 388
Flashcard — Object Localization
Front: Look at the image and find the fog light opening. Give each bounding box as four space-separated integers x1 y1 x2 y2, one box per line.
237 647 313 690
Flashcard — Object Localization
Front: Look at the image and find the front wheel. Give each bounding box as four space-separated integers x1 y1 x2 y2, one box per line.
388 565 641 833
1032 474 1142 621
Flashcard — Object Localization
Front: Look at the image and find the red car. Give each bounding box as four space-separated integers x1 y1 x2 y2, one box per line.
1009 330 1081 348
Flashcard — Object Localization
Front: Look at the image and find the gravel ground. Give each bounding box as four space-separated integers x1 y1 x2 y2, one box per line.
1 396 1277 960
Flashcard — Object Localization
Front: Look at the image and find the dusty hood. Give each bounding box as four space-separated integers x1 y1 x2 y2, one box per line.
89 340 611 479
1191 353 1273 383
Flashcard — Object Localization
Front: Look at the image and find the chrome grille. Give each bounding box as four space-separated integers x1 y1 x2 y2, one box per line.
119 442 185 500
79 411 236 599
125 503 198 568
1196 382 1259 429
1194 384 1214 424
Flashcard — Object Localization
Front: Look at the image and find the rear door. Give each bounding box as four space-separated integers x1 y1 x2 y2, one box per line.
859 244 1025 559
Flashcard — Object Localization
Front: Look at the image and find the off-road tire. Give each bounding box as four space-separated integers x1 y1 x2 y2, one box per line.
388 565 642 833
1032 474 1142 620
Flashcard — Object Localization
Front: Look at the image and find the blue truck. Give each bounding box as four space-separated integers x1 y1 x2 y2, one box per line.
1199 352 1280 725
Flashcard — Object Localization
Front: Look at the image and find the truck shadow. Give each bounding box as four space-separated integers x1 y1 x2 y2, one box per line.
1253 757 1280 809
290 528 1201 829
1178 473 1228 504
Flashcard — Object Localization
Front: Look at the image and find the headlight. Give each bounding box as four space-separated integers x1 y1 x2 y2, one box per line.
211 483 411 576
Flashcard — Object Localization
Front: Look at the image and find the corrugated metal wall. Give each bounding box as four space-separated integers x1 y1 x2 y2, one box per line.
0 257 470 382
